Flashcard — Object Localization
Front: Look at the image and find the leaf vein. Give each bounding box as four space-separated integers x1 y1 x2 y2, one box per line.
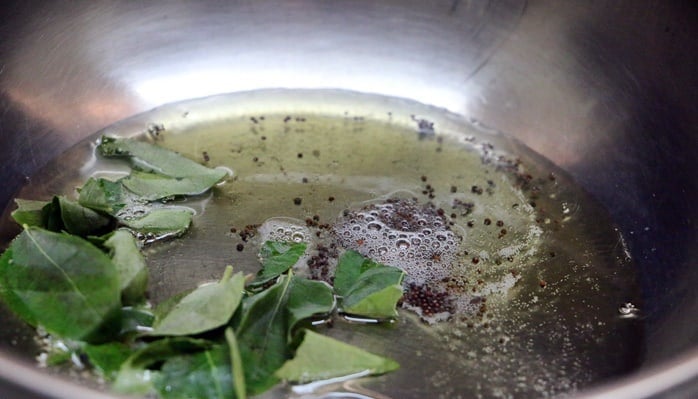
24 229 102 322
205 350 224 399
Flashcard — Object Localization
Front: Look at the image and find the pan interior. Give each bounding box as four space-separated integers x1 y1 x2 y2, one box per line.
0 89 644 398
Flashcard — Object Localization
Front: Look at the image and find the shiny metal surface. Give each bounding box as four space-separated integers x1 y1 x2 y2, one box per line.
0 0 696 398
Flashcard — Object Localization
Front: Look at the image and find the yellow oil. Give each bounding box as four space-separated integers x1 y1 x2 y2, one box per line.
0 90 643 398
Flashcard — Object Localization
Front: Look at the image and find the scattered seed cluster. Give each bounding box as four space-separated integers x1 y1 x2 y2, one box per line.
332 197 462 285
224 114 565 325
306 243 339 284
401 282 455 319
230 224 260 251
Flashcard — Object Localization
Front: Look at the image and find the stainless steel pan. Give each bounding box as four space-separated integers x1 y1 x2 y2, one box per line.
0 1 696 397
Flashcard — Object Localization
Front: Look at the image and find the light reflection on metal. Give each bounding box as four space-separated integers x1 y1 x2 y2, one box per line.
131 67 467 113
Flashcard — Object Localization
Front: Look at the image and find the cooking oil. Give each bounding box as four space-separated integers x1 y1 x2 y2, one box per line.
0 90 643 398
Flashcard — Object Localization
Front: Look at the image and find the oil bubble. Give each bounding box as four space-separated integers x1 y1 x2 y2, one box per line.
259 217 312 244
333 197 462 285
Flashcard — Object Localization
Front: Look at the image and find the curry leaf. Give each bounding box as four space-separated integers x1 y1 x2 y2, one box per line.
236 273 336 394
344 284 404 319
153 345 235 399
84 342 134 380
112 367 158 395
103 230 148 304
39 196 113 237
249 241 307 289
121 208 193 238
236 274 293 394
57 196 113 236
334 250 405 319
225 328 246 399
97 136 227 183
11 199 48 227
150 289 194 325
95 135 227 201
45 347 73 366
121 170 225 201
333 250 376 296
151 266 244 336
78 177 129 215
41 199 63 232
0 247 38 327
275 329 399 383
286 278 334 338
119 306 154 336
113 337 212 395
123 337 214 369
0 227 121 341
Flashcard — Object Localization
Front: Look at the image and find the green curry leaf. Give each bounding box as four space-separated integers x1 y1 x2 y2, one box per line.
121 208 193 238
225 328 247 399
40 196 113 237
151 266 244 336
0 227 121 341
103 229 148 304
0 247 37 327
97 136 227 185
235 274 293 394
97 136 227 200
333 250 405 319
249 241 307 289
10 199 48 227
119 306 154 336
286 278 334 338
78 177 129 215
236 273 337 394
121 170 225 201
275 329 399 383
84 342 134 380
113 337 212 395
153 345 235 399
